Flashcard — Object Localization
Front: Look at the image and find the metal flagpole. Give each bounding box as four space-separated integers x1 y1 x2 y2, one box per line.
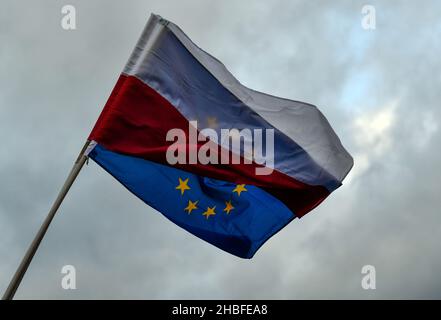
2 140 91 300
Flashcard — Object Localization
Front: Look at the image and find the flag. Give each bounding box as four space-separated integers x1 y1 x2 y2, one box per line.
86 14 353 258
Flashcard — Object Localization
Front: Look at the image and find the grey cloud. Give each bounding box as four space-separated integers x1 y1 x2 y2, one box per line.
1 0 440 299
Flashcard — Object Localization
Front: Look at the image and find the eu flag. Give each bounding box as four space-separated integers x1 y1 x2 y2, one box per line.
90 144 294 258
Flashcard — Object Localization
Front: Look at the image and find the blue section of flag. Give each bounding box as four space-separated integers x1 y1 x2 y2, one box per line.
89 144 295 258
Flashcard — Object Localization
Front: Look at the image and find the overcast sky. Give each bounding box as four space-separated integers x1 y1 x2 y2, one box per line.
1 0 440 299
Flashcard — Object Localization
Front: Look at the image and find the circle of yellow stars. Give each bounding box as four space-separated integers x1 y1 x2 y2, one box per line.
175 177 247 219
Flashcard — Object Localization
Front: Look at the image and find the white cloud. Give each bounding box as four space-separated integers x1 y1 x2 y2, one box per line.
346 99 398 185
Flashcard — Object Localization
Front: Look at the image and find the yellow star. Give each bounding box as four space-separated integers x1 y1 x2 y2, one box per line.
176 177 190 195
184 200 198 214
206 116 218 128
223 200 234 214
202 206 216 219
232 184 247 196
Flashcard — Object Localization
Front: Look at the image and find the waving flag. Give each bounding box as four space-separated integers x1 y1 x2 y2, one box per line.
86 14 353 258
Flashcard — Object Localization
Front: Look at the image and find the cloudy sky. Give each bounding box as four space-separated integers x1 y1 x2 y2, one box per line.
1 0 440 299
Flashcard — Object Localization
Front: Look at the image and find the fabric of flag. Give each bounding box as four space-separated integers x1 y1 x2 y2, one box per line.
86 14 353 258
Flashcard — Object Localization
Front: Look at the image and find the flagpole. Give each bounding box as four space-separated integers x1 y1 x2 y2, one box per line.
2 140 91 300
